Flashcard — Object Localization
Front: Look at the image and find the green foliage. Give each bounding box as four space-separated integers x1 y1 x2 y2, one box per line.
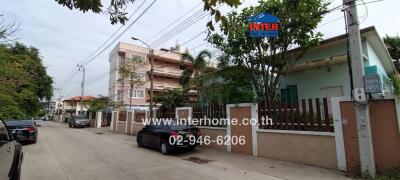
154 88 186 109
87 95 112 112
0 42 53 120
54 0 134 25
53 0 241 26
384 74 400 97
202 0 242 32
384 35 400 72
180 50 212 92
196 65 256 104
207 0 327 103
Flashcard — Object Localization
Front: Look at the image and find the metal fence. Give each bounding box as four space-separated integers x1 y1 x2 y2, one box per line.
155 107 175 119
192 104 226 127
258 98 333 132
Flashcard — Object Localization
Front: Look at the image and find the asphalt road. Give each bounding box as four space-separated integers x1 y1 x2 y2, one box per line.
21 121 350 180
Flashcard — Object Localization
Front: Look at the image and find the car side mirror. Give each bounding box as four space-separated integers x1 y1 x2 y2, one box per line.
9 129 18 140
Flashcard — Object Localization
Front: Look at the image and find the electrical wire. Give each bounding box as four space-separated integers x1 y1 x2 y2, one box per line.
82 0 158 65
146 2 203 42
77 0 144 65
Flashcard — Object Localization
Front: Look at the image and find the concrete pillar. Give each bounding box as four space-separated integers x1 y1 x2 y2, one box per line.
96 111 102 128
226 103 258 157
175 107 193 123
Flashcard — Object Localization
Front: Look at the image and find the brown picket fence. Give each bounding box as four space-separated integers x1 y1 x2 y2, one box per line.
258 98 333 132
192 104 226 127
156 107 175 119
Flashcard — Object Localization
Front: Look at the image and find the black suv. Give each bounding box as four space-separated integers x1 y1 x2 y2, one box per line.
0 119 23 180
137 120 201 155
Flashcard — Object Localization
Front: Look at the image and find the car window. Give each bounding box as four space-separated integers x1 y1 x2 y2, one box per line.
6 120 35 126
153 124 163 129
73 115 86 119
145 125 154 129
168 121 192 131
0 120 10 141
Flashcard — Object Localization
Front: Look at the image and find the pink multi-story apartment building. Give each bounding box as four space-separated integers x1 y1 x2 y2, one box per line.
108 42 191 110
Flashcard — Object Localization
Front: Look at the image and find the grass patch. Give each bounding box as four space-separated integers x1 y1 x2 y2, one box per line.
357 168 400 180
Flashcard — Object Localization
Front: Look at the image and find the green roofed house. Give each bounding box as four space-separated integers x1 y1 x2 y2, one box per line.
279 26 396 109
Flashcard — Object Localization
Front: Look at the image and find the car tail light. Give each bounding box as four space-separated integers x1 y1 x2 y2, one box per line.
170 131 179 138
26 127 36 132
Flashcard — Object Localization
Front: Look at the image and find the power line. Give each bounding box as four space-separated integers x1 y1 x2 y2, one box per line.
150 9 208 48
146 2 203 42
59 0 144 87
60 69 79 89
82 0 158 66
77 0 145 65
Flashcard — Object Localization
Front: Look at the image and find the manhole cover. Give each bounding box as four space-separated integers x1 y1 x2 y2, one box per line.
183 157 213 164
95 132 104 135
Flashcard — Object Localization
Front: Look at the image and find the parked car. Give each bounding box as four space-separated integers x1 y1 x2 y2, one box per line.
136 120 201 155
5 120 38 143
0 119 23 180
68 115 90 128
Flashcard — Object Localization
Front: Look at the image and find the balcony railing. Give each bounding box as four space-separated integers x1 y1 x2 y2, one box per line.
152 65 183 78
146 81 180 90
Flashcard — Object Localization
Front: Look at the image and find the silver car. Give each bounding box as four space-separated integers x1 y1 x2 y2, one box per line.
68 115 90 128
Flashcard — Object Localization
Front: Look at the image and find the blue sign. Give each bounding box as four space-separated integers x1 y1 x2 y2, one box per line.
247 12 280 38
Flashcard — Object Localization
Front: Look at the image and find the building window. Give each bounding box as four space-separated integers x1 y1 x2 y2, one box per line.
128 54 146 64
129 89 145 98
129 72 145 81
117 90 122 101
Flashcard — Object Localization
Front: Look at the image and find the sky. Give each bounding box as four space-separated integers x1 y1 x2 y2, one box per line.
1 0 399 100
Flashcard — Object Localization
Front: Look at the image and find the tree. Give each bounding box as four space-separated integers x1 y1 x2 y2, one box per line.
384 35 400 71
153 88 185 109
87 95 113 112
119 55 145 109
0 15 20 42
197 65 256 104
180 50 211 92
0 42 53 120
53 0 241 25
207 0 327 104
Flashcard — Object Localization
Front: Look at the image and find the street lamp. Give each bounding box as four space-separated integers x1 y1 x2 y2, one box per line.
131 36 155 119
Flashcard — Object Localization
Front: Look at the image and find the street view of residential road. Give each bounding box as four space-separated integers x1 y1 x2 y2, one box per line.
1 0 400 180
21 121 348 180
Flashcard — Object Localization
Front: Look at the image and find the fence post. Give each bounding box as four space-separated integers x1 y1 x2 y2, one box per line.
331 97 348 171
175 107 193 123
226 103 258 157
96 111 102 128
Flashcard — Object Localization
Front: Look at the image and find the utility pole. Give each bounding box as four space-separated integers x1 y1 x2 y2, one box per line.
77 64 86 114
149 49 154 119
131 37 154 119
343 0 375 177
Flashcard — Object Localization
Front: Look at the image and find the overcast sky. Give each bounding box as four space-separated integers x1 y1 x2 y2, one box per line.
1 0 399 100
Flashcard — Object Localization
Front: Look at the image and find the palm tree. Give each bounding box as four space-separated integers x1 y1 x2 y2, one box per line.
180 50 212 91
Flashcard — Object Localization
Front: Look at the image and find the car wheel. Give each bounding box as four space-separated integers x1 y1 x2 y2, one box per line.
137 135 144 147
69 123 72 128
160 141 171 155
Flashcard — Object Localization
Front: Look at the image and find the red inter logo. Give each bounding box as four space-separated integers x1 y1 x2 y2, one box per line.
249 23 279 31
